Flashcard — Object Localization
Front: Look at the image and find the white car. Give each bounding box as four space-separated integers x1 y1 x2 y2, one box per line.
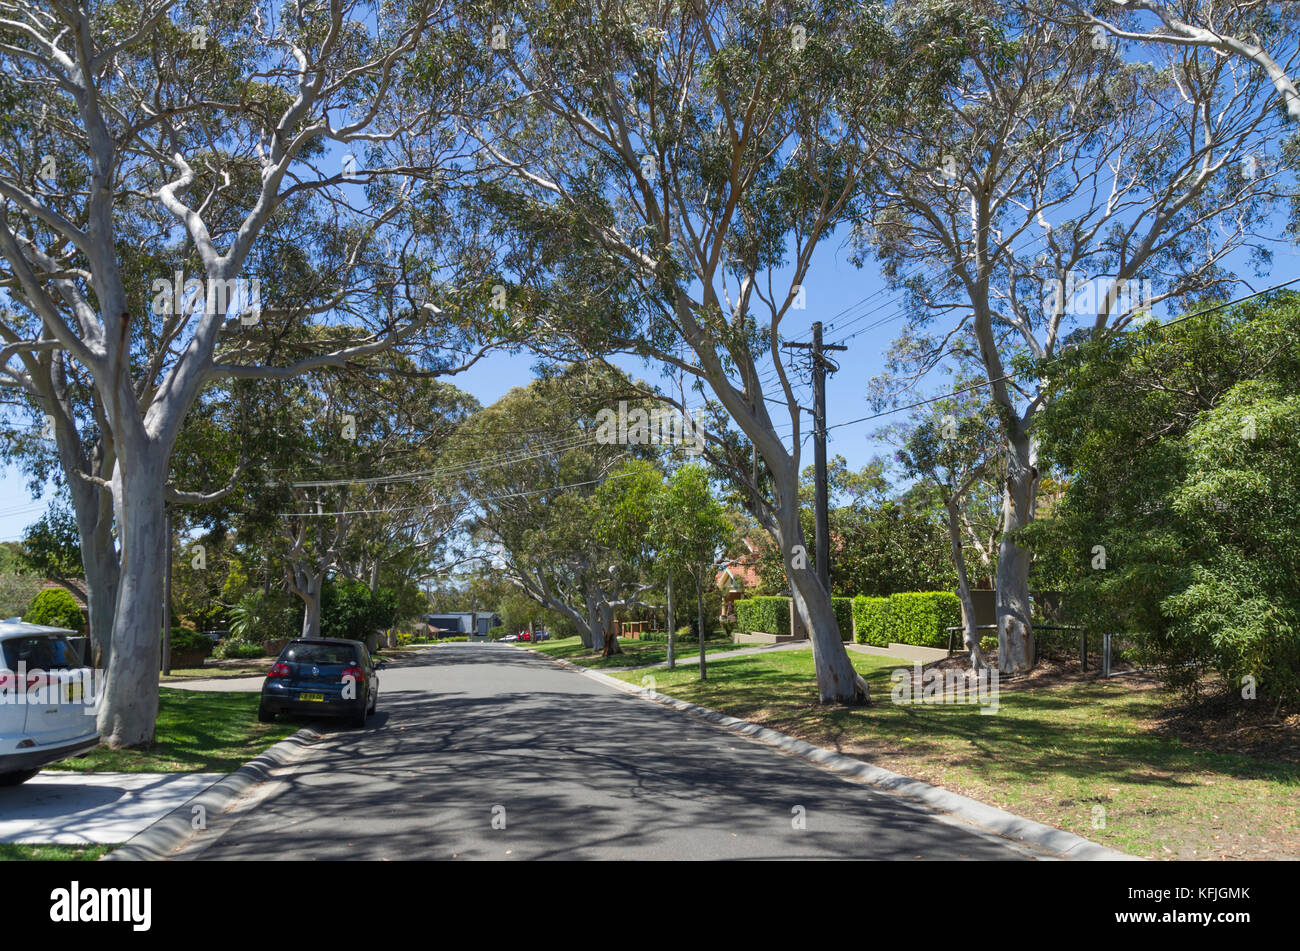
0 621 100 786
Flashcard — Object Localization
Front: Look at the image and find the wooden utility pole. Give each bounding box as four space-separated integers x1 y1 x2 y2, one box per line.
785 321 846 593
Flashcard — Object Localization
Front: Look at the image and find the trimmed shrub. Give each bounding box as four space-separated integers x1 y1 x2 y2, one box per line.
852 592 960 648
168 628 214 656
852 595 891 646
888 592 961 648
214 638 265 660
831 597 854 641
488 624 505 639
24 587 85 632
734 596 791 637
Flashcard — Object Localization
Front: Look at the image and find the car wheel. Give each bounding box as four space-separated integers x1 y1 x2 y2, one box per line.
257 702 276 723
350 700 368 729
0 769 40 786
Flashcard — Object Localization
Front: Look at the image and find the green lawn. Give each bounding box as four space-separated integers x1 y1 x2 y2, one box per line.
525 634 745 669
47 687 297 773
610 648 1300 860
162 661 270 680
0 844 114 861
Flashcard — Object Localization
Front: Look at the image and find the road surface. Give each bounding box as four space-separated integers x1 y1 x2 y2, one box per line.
182 643 1031 860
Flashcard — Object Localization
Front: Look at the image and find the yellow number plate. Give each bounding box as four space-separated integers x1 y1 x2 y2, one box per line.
299 692 325 702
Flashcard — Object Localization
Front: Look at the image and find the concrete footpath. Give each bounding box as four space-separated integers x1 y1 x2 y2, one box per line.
0 772 224 845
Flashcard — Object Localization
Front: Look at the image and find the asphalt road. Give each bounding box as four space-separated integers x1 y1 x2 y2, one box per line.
184 643 1032 860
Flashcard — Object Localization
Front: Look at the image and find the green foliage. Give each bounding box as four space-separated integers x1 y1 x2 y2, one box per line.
167 628 214 656
1031 292 1300 704
23 587 85 632
889 592 962 648
229 590 300 644
488 624 505 638
0 571 44 619
757 485 956 598
832 597 854 642
214 639 266 660
852 596 891 646
734 596 791 637
320 578 397 642
18 504 82 580
852 592 959 648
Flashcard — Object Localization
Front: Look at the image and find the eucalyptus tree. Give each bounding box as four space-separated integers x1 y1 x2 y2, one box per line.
457 0 960 702
892 368 1004 670
0 340 118 661
1073 1 1300 124
853 0 1286 672
0 0 484 745
228 356 477 639
452 363 652 651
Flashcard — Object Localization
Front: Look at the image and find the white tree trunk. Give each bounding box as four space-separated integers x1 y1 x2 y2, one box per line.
97 452 166 747
69 479 118 668
299 576 323 639
996 430 1038 673
665 573 676 670
696 576 706 680
586 592 605 651
776 501 866 703
945 497 988 672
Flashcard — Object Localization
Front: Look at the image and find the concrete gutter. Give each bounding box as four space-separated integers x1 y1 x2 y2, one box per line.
538 651 1139 861
101 727 321 861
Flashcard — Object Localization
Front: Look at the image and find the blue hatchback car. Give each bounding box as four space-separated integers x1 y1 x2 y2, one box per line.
258 638 382 728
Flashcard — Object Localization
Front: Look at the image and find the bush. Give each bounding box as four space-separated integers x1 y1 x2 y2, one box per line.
831 597 854 641
852 596 891 646
488 624 505 639
321 579 397 642
168 628 213 656
890 592 961 647
734 596 790 637
396 631 414 647
642 628 728 643
229 590 300 644
214 638 264 660
852 592 960 648
24 587 85 633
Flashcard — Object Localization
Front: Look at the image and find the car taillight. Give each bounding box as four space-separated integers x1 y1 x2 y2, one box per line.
342 665 364 682
269 662 290 678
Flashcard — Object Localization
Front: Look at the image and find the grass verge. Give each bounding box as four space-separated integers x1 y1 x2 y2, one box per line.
609 648 1300 860
526 634 743 669
46 687 297 773
0 843 114 861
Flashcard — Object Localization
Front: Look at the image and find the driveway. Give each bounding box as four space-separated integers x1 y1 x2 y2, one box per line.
177 643 1032 860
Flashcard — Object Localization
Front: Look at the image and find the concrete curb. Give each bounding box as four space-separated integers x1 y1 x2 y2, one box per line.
101 727 321 861
536 650 1138 861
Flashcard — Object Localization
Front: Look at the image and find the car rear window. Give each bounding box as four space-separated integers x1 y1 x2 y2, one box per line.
1 635 83 670
280 643 357 665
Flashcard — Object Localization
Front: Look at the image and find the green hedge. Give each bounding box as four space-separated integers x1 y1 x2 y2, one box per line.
852 592 960 648
852 596 891 646
831 597 854 641
734 595 852 639
734 597 790 637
